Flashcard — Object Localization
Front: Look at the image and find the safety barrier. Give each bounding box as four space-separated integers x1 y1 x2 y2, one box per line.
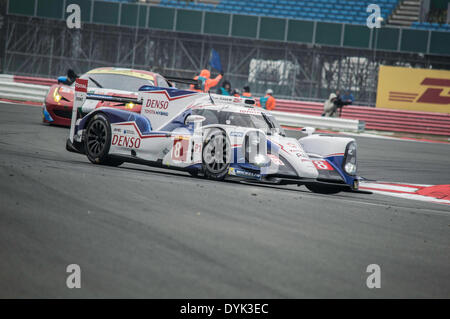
1 74 449 135
271 110 365 133
0 79 49 103
0 74 57 86
13 75 57 86
275 99 450 136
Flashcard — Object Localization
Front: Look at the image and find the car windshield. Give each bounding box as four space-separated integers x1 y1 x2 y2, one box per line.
192 108 285 135
76 73 156 91
264 113 286 136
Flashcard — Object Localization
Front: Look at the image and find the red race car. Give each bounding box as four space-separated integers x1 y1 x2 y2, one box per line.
43 67 172 127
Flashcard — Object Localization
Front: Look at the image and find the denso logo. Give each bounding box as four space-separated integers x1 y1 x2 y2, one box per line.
112 134 141 148
145 99 169 109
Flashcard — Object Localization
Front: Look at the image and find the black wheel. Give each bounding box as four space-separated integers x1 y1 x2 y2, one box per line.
202 129 231 181
84 114 123 167
305 183 344 194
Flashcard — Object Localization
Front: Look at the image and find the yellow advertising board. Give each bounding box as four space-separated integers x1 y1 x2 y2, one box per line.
376 65 450 113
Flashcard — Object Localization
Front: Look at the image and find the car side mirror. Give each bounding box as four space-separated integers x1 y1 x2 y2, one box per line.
269 127 280 136
185 115 206 124
301 127 315 136
185 115 206 131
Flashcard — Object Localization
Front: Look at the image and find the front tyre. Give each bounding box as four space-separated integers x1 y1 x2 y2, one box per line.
305 183 344 194
202 128 231 181
84 113 123 166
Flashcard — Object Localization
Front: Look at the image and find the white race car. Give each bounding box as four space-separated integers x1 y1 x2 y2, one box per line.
66 83 360 193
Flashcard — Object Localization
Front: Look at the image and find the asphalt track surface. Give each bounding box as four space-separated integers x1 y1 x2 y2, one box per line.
0 102 449 298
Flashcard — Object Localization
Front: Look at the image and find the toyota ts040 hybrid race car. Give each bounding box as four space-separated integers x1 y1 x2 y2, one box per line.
66 81 360 194
43 67 173 126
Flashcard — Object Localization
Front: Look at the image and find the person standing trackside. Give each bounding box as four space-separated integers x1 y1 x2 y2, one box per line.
341 90 354 105
259 89 276 111
322 93 338 117
232 89 241 97
241 86 253 98
190 69 223 93
217 80 232 96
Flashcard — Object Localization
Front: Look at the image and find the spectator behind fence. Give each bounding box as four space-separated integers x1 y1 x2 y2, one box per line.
190 69 223 93
217 80 232 96
322 93 338 117
341 90 354 105
259 89 276 111
241 86 253 98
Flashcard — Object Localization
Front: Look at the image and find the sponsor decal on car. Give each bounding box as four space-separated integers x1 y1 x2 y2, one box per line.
74 79 88 106
74 80 88 93
144 109 169 116
172 138 189 162
239 109 261 115
312 160 334 170
112 134 141 149
228 167 261 179
193 143 202 154
142 97 170 117
123 129 135 135
285 142 302 153
268 154 284 166
145 99 169 110
230 131 244 137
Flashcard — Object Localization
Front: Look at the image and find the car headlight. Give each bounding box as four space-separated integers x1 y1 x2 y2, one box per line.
245 131 268 166
343 141 357 175
253 154 268 166
344 162 357 175
53 87 62 102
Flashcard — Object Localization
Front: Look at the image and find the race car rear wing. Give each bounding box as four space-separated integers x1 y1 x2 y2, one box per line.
75 88 257 111
163 75 200 86
86 93 142 104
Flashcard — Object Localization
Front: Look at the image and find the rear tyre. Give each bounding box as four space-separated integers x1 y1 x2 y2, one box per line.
202 129 231 181
305 183 344 194
84 113 123 167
